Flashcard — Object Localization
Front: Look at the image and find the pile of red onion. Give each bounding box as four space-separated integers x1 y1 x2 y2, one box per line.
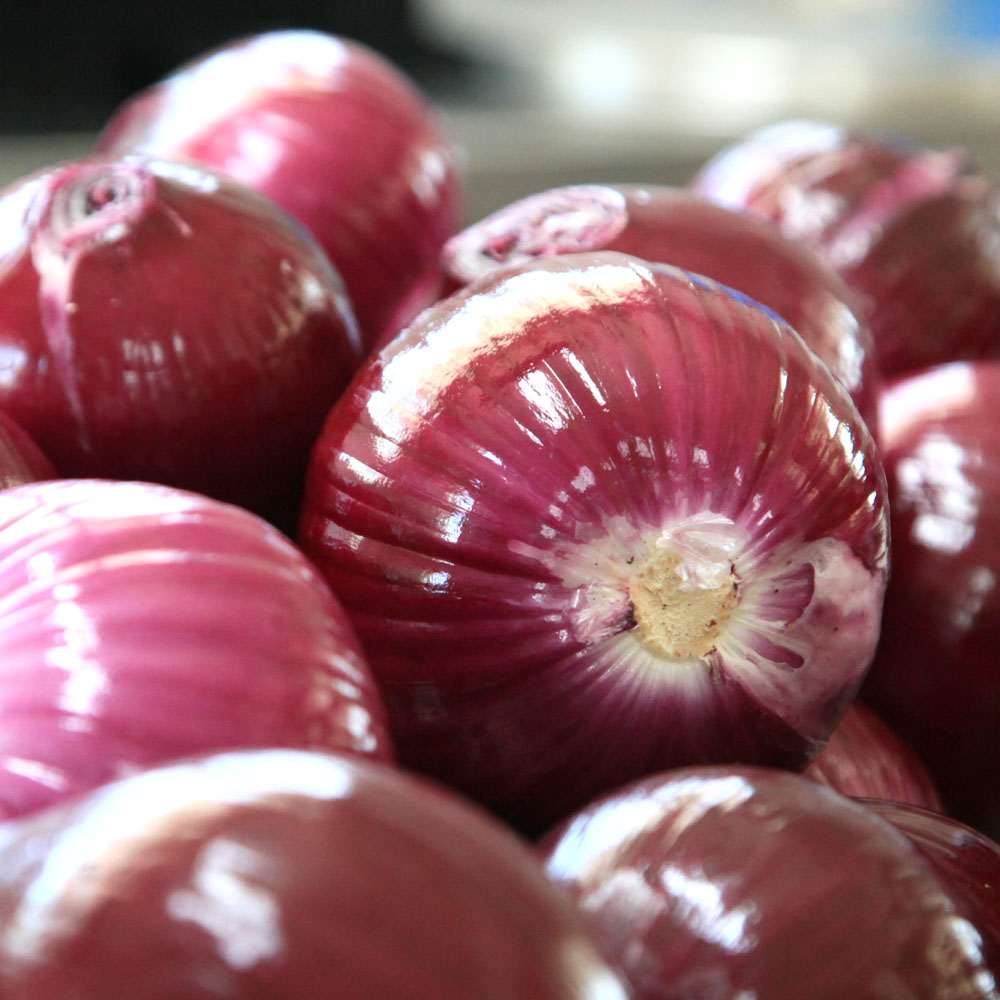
0 25 995 998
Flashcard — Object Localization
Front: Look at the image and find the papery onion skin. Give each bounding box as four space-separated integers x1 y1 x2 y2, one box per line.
299 251 890 833
0 748 632 1000
804 700 943 811
862 798 1000 972
441 182 879 428
0 411 55 489
0 155 363 528
538 765 999 1000
96 29 466 352
0 478 392 820
861 360 1000 839
689 119 1000 379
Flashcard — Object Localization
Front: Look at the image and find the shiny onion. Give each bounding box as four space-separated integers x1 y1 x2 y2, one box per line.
299 251 890 833
0 478 392 819
96 29 466 351
0 748 631 999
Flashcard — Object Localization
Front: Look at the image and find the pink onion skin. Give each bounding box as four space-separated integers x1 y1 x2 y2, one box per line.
0 410 55 489
299 251 890 834
860 360 1000 839
442 183 879 429
804 700 944 811
96 29 466 352
862 798 1000 971
0 478 392 820
539 765 999 999
0 748 632 1000
0 155 363 529
689 119 1000 379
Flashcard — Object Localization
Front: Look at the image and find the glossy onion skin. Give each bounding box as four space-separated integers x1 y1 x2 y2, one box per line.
539 765 999 1000
861 361 1000 839
299 251 890 833
442 182 879 429
690 119 1000 379
0 748 632 1000
803 700 943 811
96 29 466 351
0 479 392 820
0 155 363 527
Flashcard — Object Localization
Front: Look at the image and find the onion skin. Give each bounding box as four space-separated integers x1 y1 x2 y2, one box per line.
804 701 943 811
0 411 54 489
861 361 1000 838
96 29 466 352
0 155 363 528
299 251 889 833
539 765 999 999
0 478 392 820
442 183 879 428
689 119 1000 379
0 748 632 1000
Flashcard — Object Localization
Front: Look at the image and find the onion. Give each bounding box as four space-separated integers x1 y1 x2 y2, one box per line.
0 478 392 819
0 410 54 489
96 29 466 352
689 119 1000 379
442 183 878 428
804 700 943 811
299 251 889 833
0 154 363 529
861 360 1000 839
0 748 631 999
539 765 999 999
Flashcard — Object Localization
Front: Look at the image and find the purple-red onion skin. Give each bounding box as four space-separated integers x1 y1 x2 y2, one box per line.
442 183 879 429
690 119 1000 379
299 251 889 833
0 411 54 489
804 700 943 811
0 748 631 1000
861 361 1000 838
0 478 392 820
539 765 999 999
0 155 363 528
96 29 466 351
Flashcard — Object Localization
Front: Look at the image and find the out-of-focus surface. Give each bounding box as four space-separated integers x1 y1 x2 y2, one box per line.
4 1 1000 220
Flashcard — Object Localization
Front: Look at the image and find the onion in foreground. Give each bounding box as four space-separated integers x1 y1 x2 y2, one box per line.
0 748 631 999
299 251 889 832
0 478 392 819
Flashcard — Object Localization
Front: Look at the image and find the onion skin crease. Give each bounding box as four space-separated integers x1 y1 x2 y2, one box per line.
690 119 1000 379
0 155 363 528
0 748 632 1000
0 479 392 820
442 182 879 429
299 251 890 833
538 765 1000 1000
96 29 465 352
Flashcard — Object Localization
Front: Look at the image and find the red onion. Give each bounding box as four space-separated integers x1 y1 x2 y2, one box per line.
0 478 392 819
0 410 54 489
96 29 466 351
442 183 879 428
539 765 999 999
0 154 362 528
689 119 1000 379
0 748 631 999
299 251 889 833
804 700 943 811
861 360 1000 838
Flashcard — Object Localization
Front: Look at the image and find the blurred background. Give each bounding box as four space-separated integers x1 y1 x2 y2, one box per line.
4 0 1000 219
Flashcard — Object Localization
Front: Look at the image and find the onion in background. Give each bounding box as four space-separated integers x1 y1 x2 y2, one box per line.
0 748 631 1000
96 29 466 351
299 251 889 834
690 119 1000 379
442 183 878 428
0 410 54 489
0 155 363 529
539 765 999 999
804 700 943 811
861 360 1000 839
0 478 392 819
